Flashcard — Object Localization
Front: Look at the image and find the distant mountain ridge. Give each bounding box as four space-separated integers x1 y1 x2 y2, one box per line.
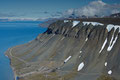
0 19 10 22
64 12 120 19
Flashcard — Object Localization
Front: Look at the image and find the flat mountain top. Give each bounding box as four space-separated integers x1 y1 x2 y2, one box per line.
6 19 120 80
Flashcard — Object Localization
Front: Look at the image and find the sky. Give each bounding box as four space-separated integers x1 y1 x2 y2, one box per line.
0 0 120 20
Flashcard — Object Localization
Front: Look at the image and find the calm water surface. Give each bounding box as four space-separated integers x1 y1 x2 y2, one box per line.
0 21 47 80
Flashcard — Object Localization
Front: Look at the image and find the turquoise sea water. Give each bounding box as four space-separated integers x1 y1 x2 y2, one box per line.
0 21 47 80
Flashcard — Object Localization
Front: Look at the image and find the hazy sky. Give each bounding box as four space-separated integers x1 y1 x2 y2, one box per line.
0 0 120 20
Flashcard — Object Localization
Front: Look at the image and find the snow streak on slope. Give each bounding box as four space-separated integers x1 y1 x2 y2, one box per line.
64 56 72 63
106 25 120 51
61 37 65 41
107 36 118 51
99 38 107 53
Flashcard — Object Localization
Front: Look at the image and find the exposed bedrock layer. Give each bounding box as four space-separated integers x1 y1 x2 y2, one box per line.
6 20 120 80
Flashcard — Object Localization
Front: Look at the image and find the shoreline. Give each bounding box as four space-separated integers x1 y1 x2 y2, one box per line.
11 65 17 80
5 48 17 80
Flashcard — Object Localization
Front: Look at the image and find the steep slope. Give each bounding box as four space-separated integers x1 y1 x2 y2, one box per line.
6 20 120 80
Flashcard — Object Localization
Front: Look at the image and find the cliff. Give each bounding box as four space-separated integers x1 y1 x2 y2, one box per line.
6 19 120 80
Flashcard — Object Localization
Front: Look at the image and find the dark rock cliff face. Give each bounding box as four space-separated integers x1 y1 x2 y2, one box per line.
110 13 120 18
6 20 120 80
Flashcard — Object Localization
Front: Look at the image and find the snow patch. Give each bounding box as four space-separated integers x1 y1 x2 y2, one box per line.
106 24 114 32
79 56 81 58
105 62 107 66
72 21 80 27
108 70 112 75
99 38 107 53
85 38 88 42
80 51 82 53
64 20 69 23
83 22 104 26
106 24 120 32
78 62 84 71
64 56 71 63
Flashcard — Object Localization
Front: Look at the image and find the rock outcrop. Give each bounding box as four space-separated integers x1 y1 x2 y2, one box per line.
110 13 120 18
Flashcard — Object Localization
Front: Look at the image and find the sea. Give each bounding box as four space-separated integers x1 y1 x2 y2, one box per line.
0 21 47 80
